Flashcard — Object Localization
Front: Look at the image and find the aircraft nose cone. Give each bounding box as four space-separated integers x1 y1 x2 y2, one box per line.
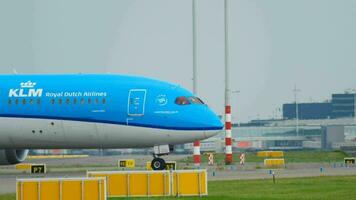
202 109 223 132
213 117 224 130
208 111 224 130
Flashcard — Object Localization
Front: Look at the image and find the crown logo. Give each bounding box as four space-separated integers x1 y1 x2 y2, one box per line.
156 95 168 106
20 81 36 88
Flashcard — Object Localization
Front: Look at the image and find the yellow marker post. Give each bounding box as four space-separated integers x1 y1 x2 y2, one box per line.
15 163 46 174
30 164 46 174
165 161 177 170
118 159 135 168
344 157 356 164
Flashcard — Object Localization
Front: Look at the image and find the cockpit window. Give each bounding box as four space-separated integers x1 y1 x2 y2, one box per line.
175 96 191 105
189 97 205 105
175 96 205 105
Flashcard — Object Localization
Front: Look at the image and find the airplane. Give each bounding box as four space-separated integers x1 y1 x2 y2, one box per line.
0 74 223 170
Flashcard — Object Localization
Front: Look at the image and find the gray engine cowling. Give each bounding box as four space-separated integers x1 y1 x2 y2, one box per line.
0 149 29 165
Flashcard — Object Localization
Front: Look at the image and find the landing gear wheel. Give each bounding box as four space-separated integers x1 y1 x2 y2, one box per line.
151 157 166 171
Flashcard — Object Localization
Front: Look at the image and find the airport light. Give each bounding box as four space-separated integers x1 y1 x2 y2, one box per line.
192 0 198 95
224 0 233 165
192 0 201 167
293 85 301 137
354 93 356 125
348 89 356 125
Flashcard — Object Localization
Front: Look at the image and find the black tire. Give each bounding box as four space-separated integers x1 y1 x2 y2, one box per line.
151 157 166 171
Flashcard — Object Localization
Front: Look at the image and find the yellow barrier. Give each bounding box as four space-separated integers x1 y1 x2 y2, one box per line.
172 170 207 197
17 177 106 200
118 159 135 168
264 159 285 168
257 151 284 158
146 161 177 170
87 170 207 197
87 170 171 198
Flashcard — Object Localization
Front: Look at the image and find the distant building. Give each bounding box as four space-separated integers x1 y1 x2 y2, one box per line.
283 103 332 120
321 125 345 150
282 93 356 120
331 93 356 118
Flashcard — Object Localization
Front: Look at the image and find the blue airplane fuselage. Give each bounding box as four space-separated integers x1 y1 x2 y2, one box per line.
0 74 222 131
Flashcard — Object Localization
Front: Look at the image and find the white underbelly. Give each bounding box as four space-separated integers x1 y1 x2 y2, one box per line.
0 117 218 149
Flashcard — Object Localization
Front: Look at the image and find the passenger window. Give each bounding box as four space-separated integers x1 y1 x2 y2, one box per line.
88 98 91 104
66 99 70 104
175 97 190 105
81 98 85 105
102 98 106 104
50 99 55 105
22 99 26 105
15 99 19 105
37 99 41 105
95 98 99 104
73 98 77 104
29 99 34 105
8 99 11 105
58 99 62 105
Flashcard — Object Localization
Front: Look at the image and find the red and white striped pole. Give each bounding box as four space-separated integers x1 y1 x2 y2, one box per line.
225 106 233 164
224 0 233 165
193 140 201 167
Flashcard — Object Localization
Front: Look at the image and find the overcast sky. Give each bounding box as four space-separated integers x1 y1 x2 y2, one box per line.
0 0 355 122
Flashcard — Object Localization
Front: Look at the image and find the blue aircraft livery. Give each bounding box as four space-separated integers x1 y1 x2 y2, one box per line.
0 74 223 166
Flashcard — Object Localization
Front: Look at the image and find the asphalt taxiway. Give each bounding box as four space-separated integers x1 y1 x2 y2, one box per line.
1 155 356 194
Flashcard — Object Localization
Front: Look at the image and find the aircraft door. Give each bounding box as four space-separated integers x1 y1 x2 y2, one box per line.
128 89 147 116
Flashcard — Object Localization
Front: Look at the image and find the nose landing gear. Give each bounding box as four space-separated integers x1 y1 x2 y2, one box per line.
151 144 172 171
151 157 166 171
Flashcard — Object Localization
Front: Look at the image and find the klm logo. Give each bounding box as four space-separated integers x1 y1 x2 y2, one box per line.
9 81 43 98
